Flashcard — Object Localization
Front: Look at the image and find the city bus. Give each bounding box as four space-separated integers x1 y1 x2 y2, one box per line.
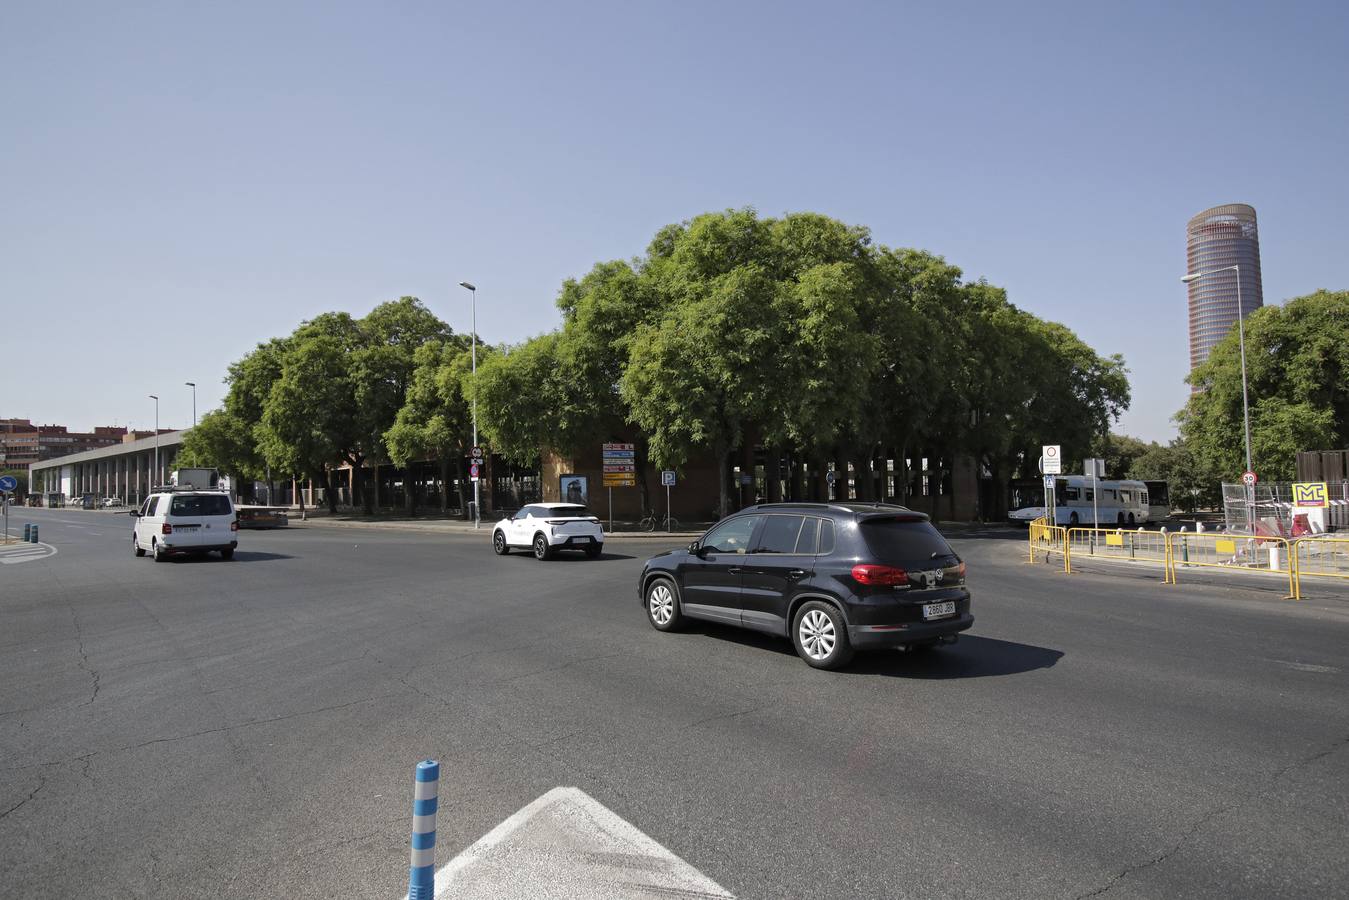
1008 476 1151 526
1143 480 1170 521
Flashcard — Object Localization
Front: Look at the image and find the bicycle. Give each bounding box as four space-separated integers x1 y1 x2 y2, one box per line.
638 512 681 532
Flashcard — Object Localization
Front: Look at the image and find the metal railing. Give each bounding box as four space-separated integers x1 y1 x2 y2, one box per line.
1291 537 1349 600
1064 528 1172 582
1024 521 1349 599
1167 531 1294 597
1028 517 1066 564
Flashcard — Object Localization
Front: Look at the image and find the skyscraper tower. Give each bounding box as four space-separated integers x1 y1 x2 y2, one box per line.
1186 203 1264 372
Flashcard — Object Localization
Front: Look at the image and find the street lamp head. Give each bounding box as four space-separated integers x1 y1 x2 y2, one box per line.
185 381 195 387
459 281 476 291
1180 273 1204 284
148 394 158 400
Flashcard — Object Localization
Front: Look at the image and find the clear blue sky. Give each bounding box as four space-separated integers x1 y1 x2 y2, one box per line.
3 0 1345 442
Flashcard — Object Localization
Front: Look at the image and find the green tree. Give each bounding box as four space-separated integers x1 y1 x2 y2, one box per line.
176 409 265 486
385 336 475 514
1180 289 1349 482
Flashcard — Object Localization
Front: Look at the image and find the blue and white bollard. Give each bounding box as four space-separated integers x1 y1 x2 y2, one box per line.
23 523 31 541
29 525 38 543
408 759 439 900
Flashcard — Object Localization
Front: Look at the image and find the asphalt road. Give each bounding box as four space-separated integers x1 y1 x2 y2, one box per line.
2 507 1347 899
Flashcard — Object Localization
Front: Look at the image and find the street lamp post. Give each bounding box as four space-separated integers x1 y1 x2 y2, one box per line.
1182 264 1254 529
459 281 480 529
185 382 197 427
149 394 160 489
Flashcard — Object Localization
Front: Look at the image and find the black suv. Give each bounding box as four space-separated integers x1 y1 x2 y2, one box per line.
638 502 972 669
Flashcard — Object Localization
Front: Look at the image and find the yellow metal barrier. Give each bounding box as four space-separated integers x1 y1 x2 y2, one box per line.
1291 537 1349 600
1028 517 1067 566
1167 531 1294 597
1064 528 1173 582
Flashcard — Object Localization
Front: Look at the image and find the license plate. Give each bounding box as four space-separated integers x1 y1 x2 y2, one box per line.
175 525 200 532
923 601 956 620
575 536 591 542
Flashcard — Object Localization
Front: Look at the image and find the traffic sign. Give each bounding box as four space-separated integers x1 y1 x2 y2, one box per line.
1043 475 1054 491
470 446 484 459
0 475 16 492
1241 471 1258 487
469 463 480 479
661 470 676 487
1041 445 1062 475
1292 481 1328 508
826 471 837 486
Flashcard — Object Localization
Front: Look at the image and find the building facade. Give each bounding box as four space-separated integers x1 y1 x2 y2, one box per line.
29 430 185 506
0 419 129 473
1186 203 1264 372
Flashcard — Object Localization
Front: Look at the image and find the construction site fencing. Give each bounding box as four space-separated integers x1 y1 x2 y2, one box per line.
1022 524 1349 599
1291 537 1349 600
1064 528 1172 581
1028 518 1066 564
1167 532 1294 597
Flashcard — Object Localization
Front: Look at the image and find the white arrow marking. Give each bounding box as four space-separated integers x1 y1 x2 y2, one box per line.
407 786 734 899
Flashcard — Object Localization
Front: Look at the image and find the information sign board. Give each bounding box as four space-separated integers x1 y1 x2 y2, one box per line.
1041 445 1062 475
661 470 676 487
1292 481 1328 508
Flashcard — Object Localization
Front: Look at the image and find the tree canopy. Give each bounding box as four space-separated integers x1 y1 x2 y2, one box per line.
1180 289 1349 482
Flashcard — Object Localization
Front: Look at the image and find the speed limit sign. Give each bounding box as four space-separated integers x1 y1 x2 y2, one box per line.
1242 471 1258 487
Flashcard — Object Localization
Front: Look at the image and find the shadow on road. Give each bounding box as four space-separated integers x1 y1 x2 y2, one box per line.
501 552 637 563
844 635 1063 679
683 625 1062 679
166 551 294 562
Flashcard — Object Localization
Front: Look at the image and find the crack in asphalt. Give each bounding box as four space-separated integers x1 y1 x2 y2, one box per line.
0 776 46 820
1073 731 1349 898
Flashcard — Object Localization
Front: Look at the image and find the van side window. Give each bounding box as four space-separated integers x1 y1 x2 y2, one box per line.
146 496 161 516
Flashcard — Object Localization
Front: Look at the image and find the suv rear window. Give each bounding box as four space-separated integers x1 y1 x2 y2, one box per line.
169 495 233 517
859 518 955 563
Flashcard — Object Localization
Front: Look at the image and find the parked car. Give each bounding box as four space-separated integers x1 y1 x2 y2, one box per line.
493 502 604 559
130 490 238 561
638 502 972 669
102 496 124 508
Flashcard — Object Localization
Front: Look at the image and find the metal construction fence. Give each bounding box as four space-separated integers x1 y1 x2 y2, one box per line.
1222 481 1349 535
1027 519 1347 599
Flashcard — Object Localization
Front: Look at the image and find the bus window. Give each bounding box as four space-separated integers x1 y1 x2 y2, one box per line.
1105 489 1118 500
1120 490 1131 503
1064 488 1080 501
1084 489 1094 502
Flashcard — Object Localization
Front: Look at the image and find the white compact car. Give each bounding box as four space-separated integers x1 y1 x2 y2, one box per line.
131 490 239 561
493 502 604 559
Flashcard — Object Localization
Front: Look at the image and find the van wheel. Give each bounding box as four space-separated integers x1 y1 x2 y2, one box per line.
792 602 854 670
152 540 166 562
133 535 145 557
220 548 234 560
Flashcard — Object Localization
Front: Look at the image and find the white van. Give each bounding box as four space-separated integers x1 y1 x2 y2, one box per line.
131 490 239 561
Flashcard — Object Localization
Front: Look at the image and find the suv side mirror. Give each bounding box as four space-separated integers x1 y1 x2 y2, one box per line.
128 510 139 517
689 540 704 556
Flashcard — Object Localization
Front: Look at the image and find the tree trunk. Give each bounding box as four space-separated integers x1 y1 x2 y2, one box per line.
370 462 379 515
439 457 450 514
323 468 338 513
716 440 730 520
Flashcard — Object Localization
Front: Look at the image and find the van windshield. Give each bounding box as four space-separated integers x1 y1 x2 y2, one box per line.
170 495 233 517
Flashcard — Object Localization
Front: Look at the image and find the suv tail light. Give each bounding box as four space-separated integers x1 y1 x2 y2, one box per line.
851 564 908 586
956 562 966 579
230 520 239 532
161 523 173 535
546 519 572 525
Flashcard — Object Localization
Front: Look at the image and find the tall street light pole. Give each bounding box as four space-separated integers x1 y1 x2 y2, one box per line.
1182 264 1254 528
459 281 480 529
185 382 196 427
149 394 160 488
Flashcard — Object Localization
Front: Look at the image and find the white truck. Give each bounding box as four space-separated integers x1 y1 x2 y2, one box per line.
169 468 223 491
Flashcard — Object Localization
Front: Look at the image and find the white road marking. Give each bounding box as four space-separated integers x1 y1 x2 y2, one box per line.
0 542 58 565
405 786 734 899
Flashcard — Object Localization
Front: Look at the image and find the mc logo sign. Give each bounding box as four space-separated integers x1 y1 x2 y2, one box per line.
1292 482 1329 508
